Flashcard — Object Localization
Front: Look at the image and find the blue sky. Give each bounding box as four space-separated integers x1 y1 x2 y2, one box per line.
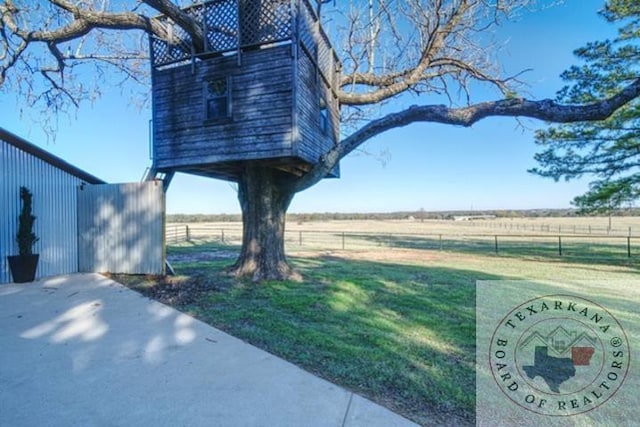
0 0 618 214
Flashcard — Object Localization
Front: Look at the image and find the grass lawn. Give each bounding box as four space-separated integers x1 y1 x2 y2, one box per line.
116 242 640 426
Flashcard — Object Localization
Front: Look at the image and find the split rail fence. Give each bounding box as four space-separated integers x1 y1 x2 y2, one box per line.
166 224 638 260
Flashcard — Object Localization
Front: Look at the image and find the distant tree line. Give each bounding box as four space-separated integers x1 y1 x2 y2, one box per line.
168 213 243 223
166 208 640 223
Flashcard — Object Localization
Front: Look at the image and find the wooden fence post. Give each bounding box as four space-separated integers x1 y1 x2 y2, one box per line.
628 236 631 258
494 235 498 254
558 236 562 256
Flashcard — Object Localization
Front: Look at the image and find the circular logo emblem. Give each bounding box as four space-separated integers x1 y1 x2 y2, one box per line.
489 294 630 416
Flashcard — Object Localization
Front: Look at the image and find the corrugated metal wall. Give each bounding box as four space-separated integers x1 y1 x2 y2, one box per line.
77 182 165 275
1 139 84 283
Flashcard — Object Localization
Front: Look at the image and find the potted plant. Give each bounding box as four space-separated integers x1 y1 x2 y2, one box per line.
7 186 39 283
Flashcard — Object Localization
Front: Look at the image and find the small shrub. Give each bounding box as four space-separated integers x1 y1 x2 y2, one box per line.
17 186 38 255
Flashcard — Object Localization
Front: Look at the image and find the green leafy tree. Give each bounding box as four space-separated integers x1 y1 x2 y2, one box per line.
531 0 640 214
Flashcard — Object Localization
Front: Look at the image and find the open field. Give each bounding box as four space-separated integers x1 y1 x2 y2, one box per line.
166 217 640 261
118 218 640 426
168 216 640 237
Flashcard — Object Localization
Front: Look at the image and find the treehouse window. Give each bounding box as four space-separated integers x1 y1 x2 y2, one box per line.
319 98 329 135
205 78 230 120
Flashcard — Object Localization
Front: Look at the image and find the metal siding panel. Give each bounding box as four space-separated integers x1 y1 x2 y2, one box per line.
77 182 164 275
0 141 12 283
76 185 92 273
2 136 163 283
1 138 83 284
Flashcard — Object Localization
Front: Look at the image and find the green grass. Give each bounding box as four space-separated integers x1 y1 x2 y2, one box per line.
120 241 640 426
345 233 639 267
184 256 480 425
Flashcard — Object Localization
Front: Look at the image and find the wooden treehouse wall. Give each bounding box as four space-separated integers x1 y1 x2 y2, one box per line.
296 47 339 167
153 46 295 179
150 0 341 180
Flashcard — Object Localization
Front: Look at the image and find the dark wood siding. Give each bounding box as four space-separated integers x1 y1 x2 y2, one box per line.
153 45 294 171
294 48 339 168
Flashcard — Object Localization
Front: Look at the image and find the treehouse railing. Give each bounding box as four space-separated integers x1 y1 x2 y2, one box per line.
149 0 340 89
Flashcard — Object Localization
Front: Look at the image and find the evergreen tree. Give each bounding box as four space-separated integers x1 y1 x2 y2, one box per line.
532 0 640 213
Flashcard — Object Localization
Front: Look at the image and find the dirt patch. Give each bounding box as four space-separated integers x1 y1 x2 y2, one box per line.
109 272 230 307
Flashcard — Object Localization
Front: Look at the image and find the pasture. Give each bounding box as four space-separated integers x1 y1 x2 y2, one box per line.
168 215 640 237
166 216 640 261
121 217 639 426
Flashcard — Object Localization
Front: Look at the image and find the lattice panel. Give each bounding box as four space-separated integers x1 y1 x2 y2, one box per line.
151 0 329 68
151 37 171 66
271 1 293 40
151 24 192 67
204 0 238 52
151 0 201 68
240 0 292 47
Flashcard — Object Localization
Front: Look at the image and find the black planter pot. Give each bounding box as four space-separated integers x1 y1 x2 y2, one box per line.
7 254 39 283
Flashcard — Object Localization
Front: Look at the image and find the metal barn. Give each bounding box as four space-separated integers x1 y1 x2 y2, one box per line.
1 128 103 283
1 128 165 284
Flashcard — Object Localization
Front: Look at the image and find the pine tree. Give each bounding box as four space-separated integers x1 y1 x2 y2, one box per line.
532 0 640 213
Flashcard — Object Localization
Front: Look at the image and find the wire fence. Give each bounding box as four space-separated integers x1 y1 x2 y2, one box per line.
165 225 638 259
466 221 634 237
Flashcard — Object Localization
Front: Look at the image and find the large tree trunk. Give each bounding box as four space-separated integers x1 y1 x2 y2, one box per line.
228 166 297 281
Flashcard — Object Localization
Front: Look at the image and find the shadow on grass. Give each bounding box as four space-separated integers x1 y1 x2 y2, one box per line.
159 241 514 426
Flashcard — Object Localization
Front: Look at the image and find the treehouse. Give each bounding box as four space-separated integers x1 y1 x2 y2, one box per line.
149 0 341 181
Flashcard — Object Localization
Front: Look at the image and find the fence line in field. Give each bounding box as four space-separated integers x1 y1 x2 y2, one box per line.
165 225 637 259
464 221 634 237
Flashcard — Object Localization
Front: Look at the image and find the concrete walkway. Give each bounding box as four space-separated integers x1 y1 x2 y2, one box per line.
0 274 419 427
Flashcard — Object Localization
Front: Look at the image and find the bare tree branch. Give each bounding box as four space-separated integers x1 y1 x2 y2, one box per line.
334 0 536 109
293 77 640 192
0 0 171 124
142 0 204 50
1 0 167 43
338 0 499 106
